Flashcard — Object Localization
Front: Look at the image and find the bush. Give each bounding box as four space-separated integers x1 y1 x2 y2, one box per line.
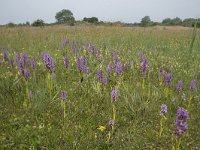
83 17 99 23
31 19 45 27
6 22 16 27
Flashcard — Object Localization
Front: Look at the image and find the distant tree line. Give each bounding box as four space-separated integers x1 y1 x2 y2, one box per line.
139 16 200 27
3 9 200 28
162 17 200 27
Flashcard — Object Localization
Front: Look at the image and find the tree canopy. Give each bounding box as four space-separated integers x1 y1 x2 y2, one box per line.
162 18 172 25
171 17 182 25
55 9 75 25
83 17 99 23
141 16 151 26
31 19 45 27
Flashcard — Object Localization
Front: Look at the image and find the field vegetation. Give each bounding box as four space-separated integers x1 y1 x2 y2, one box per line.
0 25 200 149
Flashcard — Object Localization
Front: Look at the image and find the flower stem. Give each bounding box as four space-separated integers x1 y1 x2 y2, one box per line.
159 117 163 137
112 103 116 134
176 138 181 150
187 93 193 111
110 103 116 140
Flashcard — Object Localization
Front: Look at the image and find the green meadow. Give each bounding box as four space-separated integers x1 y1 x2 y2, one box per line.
0 25 200 149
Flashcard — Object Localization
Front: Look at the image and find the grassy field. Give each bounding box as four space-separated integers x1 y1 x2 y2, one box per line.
0 25 200 149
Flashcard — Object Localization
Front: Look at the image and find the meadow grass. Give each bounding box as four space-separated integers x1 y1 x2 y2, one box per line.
0 25 200 149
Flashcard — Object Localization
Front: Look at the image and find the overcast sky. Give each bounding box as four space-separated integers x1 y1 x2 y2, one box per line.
0 0 200 24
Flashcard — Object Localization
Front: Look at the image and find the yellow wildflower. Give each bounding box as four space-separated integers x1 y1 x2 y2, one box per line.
37 62 42 66
97 125 106 132
83 49 86 54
